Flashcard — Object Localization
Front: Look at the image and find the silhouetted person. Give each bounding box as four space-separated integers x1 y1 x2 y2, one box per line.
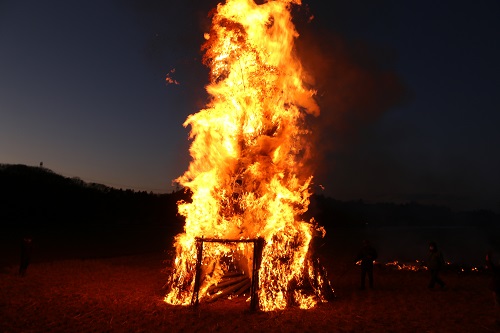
356 240 378 289
19 235 33 277
427 241 445 289
485 251 500 323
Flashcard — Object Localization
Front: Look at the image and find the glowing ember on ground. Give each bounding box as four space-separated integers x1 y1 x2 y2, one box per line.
164 0 333 311
384 260 428 272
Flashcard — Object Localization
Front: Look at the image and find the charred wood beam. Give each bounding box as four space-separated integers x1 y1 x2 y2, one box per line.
250 237 265 311
195 237 261 243
191 239 204 306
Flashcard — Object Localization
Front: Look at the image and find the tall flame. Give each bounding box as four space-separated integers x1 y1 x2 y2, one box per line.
165 0 330 311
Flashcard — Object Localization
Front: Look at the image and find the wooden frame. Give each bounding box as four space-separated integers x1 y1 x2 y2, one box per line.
190 237 265 311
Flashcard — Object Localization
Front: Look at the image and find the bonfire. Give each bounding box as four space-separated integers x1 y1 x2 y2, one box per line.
165 0 333 311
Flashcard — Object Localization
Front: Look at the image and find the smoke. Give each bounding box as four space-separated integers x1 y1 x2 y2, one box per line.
292 9 411 192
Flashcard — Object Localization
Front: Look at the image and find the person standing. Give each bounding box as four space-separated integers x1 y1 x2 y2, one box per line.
485 251 500 324
427 241 446 289
356 240 378 290
19 235 33 277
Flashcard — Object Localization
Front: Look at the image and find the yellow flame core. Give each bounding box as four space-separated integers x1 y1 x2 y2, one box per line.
165 0 322 311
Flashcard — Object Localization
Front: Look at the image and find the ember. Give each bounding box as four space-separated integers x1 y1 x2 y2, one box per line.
384 260 428 272
164 0 333 311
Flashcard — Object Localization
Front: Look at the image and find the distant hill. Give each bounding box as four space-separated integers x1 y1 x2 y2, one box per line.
0 163 186 230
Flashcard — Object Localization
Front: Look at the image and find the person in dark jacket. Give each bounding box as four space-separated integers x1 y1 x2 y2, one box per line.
19 235 33 277
427 241 446 289
485 251 500 323
356 240 378 289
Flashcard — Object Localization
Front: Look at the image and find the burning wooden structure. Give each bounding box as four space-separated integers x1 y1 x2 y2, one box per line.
190 237 264 311
164 0 334 311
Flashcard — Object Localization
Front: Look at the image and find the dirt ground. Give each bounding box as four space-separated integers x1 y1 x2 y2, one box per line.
1 253 499 333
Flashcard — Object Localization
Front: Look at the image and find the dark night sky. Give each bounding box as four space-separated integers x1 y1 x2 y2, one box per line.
1 0 499 212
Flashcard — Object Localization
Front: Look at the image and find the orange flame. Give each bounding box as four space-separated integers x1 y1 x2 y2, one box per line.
164 0 329 311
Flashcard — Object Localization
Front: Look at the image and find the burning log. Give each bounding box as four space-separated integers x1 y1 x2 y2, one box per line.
235 280 251 295
207 275 247 293
206 277 251 303
222 271 245 278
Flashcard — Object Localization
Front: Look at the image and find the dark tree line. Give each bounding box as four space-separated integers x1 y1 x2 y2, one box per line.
1 164 498 233
1 164 498 263
307 194 500 229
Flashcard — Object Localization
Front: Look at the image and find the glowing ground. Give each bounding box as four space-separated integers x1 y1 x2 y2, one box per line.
1 252 497 332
